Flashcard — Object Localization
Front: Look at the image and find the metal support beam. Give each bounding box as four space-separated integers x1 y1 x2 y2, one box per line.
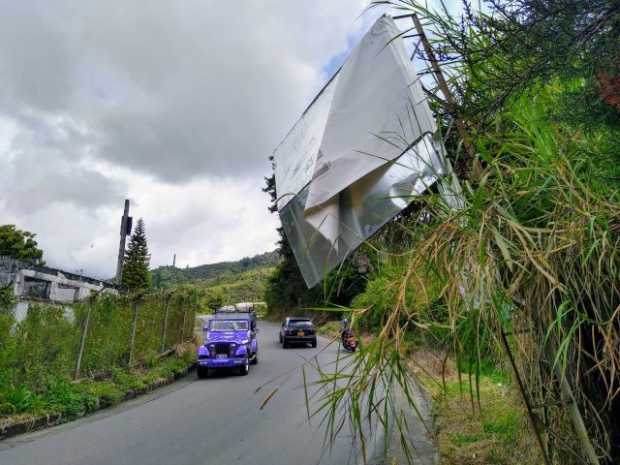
409 13 480 174
500 329 553 465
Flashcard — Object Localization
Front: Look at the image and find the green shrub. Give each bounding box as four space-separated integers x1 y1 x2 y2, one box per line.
0 385 45 414
45 380 96 417
0 288 198 418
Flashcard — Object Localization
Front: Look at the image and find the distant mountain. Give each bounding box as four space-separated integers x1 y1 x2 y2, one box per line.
151 250 279 288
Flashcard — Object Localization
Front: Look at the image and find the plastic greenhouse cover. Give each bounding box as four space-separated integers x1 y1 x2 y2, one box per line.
273 15 458 289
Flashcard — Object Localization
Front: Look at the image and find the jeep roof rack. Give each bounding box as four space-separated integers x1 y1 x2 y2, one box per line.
215 303 255 313
213 303 257 322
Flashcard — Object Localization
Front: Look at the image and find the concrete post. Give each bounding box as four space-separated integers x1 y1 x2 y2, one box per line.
128 299 139 367
160 292 171 352
74 300 93 379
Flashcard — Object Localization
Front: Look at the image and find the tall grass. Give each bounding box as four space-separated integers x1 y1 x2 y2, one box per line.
309 81 620 464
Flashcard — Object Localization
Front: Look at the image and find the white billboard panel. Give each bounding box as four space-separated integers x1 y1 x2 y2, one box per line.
274 15 456 288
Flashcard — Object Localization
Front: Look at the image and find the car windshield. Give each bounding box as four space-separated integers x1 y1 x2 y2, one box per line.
289 320 313 327
209 320 249 331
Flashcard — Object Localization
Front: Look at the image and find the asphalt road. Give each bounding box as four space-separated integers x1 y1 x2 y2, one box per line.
0 321 379 465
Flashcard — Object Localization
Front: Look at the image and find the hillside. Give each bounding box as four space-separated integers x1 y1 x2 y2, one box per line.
151 250 279 288
197 267 275 309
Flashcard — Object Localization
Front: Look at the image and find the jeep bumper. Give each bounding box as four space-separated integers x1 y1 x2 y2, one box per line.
198 358 247 368
284 336 316 343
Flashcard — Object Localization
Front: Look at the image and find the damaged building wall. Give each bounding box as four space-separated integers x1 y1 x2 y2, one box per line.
0 256 118 318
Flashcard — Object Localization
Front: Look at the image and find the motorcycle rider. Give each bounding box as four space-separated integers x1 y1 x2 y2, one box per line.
340 317 356 350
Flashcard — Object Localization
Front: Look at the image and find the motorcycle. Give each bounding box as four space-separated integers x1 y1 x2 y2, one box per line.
341 329 358 352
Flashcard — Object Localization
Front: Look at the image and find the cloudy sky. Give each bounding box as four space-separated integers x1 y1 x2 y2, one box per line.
0 0 405 277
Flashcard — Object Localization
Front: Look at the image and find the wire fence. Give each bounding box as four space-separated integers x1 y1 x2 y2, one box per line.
0 288 199 391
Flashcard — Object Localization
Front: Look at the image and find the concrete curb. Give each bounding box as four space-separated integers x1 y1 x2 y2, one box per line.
0 363 196 441
368 380 439 465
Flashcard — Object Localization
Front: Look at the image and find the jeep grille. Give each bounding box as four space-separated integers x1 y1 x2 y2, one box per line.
214 342 230 355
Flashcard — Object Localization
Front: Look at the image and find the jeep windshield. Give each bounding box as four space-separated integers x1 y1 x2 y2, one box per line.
209 320 249 331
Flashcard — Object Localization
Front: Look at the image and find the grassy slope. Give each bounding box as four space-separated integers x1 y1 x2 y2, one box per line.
195 267 274 305
410 354 541 465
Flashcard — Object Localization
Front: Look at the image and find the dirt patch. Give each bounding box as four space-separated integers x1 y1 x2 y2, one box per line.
409 350 541 465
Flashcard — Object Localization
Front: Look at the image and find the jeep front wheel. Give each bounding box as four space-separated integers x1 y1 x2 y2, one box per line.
239 358 250 376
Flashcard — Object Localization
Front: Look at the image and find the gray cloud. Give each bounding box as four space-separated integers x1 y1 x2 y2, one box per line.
0 151 127 214
0 0 385 277
0 0 370 183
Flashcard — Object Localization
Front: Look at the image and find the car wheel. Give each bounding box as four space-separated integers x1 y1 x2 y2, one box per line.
251 351 258 365
282 339 288 349
279 333 283 344
197 366 208 379
311 338 317 348
239 358 250 376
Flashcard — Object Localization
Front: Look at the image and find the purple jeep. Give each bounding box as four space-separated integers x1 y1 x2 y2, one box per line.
196 306 258 378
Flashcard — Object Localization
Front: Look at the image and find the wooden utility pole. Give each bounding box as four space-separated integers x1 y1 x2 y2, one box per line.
115 199 131 284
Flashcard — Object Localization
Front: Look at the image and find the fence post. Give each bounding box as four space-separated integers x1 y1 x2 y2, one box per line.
128 297 139 367
160 292 171 352
180 298 188 343
74 298 93 379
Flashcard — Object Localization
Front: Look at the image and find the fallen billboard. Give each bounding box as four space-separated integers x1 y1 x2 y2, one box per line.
274 15 457 288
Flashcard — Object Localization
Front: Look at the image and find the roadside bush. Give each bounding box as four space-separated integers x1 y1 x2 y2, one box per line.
0 385 45 415
0 288 199 418
45 379 98 417
13 304 78 389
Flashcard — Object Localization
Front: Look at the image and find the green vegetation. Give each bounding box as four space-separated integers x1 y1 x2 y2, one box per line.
0 224 44 265
122 219 152 291
154 255 277 312
433 371 540 465
196 267 275 311
0 289 197 419
324 83 619 464
299 2 620 464
0 353 194 421
151 251 279 288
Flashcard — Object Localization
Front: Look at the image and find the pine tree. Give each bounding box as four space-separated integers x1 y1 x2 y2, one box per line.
121 218 151 291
